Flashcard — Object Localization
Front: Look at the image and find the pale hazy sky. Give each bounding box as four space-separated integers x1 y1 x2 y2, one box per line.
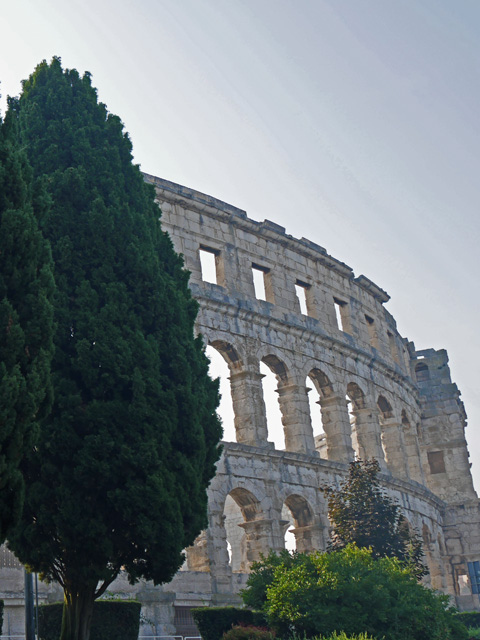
1 0 479 490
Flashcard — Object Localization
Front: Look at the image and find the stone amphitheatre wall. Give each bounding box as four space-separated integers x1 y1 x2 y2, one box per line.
1 175 479 637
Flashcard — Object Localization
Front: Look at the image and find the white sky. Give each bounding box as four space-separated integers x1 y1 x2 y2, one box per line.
1 0 479 491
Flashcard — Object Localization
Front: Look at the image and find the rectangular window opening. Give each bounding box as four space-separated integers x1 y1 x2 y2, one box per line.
333 298 346 332
252 263 269 301
428 450 446 475
365 315 379 349
295 280 310 315
199 247 219 284
468 561 480 595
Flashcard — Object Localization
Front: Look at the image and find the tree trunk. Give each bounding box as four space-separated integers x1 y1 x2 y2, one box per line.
60 581 97 640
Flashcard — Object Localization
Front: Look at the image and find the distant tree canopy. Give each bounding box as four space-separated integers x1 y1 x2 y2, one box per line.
322 459 426 579
6 58 222 640
0 106 54 543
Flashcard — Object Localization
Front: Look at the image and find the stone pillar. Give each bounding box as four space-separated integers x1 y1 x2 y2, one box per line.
207 511 232 595
319 395 355 463
276 382 317 454
380 419 410 479
290 523 325 553
351 407 386 468
404 425 425 484
136 587 176 638
229 367 271 447
239 518 284 568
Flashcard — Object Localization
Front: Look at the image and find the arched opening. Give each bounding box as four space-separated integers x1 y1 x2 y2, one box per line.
377 395 394 463
415 361 430 382
281 504 296 551
346 382 365 459
306 371 330 458
206 344 236 442
260 355 289 450
223 488 261 573
282 495 316 553
377 395 393 419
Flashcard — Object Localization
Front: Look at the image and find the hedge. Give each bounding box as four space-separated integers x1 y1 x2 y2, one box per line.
456 612 480 628
37 600 141 640
192 607 267 640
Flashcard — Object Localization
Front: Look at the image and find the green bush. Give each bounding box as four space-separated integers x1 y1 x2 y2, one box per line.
222 624 274 640
37 600 141 640
319 634 374 640
467 627 480 639
243 545 467 640
192 606 267 640
457 613 480 629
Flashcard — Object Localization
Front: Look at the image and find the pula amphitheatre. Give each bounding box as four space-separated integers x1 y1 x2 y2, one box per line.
1 174 479 637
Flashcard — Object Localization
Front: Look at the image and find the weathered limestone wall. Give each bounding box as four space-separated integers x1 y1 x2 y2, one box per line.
1 175 478 637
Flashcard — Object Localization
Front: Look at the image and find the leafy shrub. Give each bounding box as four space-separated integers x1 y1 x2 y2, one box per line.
317 634 375 640
222 624 274 640
467 628 480 640
192 606 267 640
457 613 480 629
243 545 467 640
37 600 141 640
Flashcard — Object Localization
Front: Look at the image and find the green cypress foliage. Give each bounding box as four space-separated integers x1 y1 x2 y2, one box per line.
0 106 54 543
6 58 222 640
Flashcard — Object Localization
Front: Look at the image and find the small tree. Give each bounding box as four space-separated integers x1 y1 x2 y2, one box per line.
7 58 222 640
322 459 426 578
0 105 54 542
242 546 466 640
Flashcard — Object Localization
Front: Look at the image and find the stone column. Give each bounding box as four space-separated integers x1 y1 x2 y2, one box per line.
404 425 425 484
290 523 325 553
351 407 386 468
229 367 271 447
380 419 409 479
239 518 284 568
319 395 355 463
276 382 317 454
207 512 232 595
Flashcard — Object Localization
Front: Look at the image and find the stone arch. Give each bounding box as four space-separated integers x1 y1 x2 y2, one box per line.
259 354 289 449
377 393 408 476
307 369 334 458
208 339 269 447
377 395 394 419
229 487 262 521
209 339 243 371
346 382 385 466
309 368 335 399
282 494 324 553
223 488 262 573
206 340 243 443
260 353 316 455
346 381 366 409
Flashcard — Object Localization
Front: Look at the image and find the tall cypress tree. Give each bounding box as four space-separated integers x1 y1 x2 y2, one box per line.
0 105 54 542
7 58 222 640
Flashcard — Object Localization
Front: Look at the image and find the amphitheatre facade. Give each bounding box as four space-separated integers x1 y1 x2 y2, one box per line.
1 175 479 636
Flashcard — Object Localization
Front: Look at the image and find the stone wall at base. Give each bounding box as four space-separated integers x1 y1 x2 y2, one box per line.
1 175 478 637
